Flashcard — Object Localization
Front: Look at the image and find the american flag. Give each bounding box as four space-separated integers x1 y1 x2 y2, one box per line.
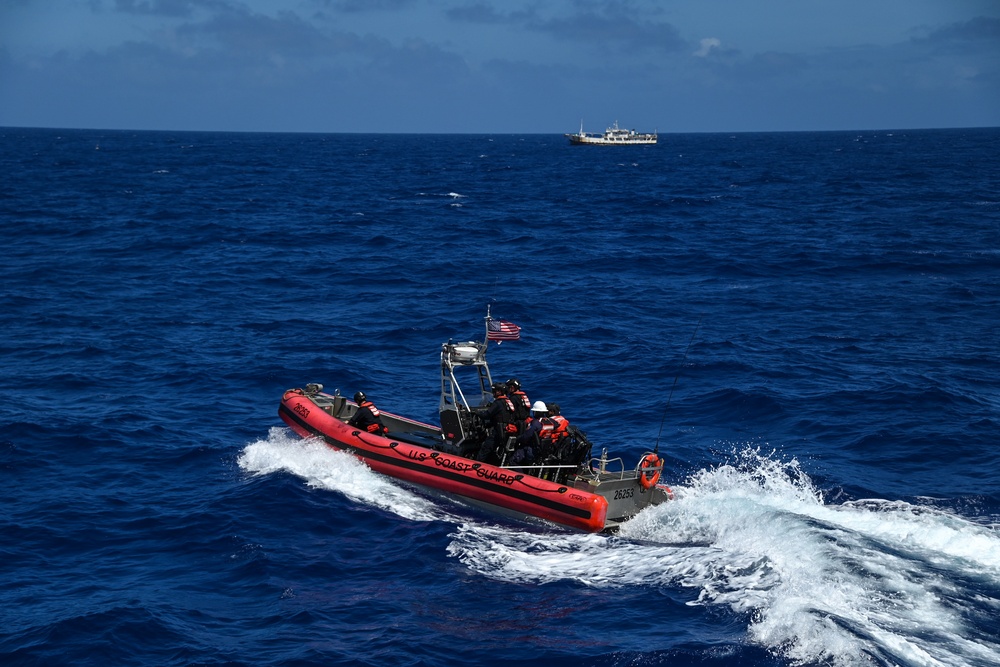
487 318 521 342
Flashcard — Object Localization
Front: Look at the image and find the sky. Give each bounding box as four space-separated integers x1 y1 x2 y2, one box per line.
1 0 998 133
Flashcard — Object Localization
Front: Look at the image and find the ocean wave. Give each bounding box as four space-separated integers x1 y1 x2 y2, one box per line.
448 448 1000 667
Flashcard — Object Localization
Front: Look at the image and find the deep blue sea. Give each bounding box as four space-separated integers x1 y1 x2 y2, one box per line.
2 127 999 667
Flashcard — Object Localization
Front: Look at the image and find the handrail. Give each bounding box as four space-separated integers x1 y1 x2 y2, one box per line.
588 454 628 481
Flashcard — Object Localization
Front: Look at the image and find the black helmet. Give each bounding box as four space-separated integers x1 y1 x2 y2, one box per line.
491 382 506 395
506 378 520 391
354 391 366 404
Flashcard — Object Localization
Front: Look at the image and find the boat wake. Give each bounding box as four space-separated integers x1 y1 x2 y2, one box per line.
237 427 452 523
239 432 1000 666
448 448 1000 667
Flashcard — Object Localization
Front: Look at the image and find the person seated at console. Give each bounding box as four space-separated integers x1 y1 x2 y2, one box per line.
348 391 388 436
511 401 556 466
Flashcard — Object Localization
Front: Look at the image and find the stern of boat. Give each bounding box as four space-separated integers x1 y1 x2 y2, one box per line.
568 449 672 528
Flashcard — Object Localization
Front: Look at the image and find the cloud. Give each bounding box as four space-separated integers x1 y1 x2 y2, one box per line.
112 0 213 18
446 2 683 54
909 15 1000 65
176 8 334 59
694 37 720 58
539 11 683 53
915 15 1000 45
445 3 533 25
322 0 417 12
3 0 997 132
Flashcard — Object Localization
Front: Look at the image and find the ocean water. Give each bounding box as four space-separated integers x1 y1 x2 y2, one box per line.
2 127 999 667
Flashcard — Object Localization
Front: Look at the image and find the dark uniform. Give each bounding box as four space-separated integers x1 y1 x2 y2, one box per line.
475 383 517 464
516 401 556 464
506 378 532 431
545 403 572 461
348 392 388 436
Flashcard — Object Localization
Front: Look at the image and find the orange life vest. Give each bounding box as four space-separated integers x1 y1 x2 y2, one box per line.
550 414 569 438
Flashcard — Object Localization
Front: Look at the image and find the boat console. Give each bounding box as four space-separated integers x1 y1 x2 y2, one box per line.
439 340 494 452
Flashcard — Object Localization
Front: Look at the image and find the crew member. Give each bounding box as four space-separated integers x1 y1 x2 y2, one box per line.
544 403 571 460
475 382 517 464
506 378 531 431
348 391 388 436
547 403 569 439
513 400 555 465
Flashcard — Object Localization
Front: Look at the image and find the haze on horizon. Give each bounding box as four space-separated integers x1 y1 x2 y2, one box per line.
1 0 998 134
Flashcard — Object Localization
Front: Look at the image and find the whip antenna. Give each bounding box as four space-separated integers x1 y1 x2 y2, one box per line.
653 315 702 454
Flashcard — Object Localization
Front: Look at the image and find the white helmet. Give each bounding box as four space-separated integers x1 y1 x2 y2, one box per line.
531 400 548 412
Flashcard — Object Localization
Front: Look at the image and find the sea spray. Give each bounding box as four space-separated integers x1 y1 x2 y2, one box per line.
449 447 1000 667
237 427 446 523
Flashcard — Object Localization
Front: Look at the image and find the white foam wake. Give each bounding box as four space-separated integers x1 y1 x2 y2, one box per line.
447 448 1000 667
239 432 1000 666
237 426 449 523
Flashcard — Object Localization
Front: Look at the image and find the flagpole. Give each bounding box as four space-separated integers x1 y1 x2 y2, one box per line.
484 306 521 345
484 303 491 346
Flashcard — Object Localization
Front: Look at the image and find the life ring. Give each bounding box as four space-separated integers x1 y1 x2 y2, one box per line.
639 453 661 489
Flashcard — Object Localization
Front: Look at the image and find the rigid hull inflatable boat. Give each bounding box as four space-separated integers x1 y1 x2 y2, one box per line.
278 319 671 532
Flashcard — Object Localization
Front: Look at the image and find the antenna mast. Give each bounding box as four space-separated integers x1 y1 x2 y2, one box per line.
653 316 702 454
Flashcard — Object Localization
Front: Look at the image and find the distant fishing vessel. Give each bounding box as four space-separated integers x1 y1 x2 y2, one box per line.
565 120 657 145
